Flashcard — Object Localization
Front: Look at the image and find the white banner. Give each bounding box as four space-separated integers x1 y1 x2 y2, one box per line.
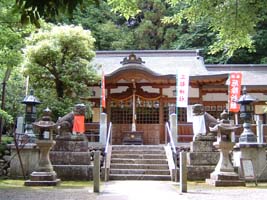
176 69 189 108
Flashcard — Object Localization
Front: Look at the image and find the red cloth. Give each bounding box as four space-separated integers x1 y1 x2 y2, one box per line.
229 72 242 112
101 70 106 108
73 115 85 133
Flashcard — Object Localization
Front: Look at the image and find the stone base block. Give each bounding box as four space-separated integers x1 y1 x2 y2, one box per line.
30 171 57 181
52 140 88 152
187 165 216 180
25 171 61 186
190 141 214 152
187 152 219 165
53 165 93 180
233 143 267 181
50 152 91 165
206 178 245 187
9 144 39 178
56 134 87 141
24 179 61 186
206 172 245 187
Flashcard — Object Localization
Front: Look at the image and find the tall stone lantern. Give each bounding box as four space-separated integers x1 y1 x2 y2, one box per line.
25 108 61 186
21 90 41 143
206 110 245 186
237 86 257 143
233 87 267 181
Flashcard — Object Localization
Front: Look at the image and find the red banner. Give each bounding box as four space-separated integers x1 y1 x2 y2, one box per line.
229 72 242 112
101 70 106 108
73 115 85 133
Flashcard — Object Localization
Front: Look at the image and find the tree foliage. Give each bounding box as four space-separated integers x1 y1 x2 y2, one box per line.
23 24 99 118
0 0 34 133
13 0 267 57
163 0 266 56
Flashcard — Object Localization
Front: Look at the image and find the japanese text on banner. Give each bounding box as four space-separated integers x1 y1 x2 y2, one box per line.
229 72 242 112
176 70 189 108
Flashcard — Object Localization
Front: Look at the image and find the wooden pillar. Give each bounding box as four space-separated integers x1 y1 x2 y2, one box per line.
132 80 136 131
159 88 164 143
198 85 204 104
106 88 111 123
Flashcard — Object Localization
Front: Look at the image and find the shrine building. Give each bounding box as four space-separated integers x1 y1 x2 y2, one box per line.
88 50 267 145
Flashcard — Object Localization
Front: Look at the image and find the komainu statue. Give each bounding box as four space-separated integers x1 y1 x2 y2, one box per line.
56 104 86 139
192 104 218 141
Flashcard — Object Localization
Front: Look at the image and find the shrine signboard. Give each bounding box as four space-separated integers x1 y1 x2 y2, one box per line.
176 69 189 108
229 72 242 112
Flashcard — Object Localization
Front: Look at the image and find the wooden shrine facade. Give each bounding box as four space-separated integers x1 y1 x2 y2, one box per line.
89 52 231 144
87 51 267 144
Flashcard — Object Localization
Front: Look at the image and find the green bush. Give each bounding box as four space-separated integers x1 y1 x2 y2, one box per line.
0 136 13 155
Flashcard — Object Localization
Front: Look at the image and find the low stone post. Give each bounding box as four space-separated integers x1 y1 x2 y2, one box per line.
170 113 178 145
100 113 107 145
179 151 187 193
256 120 263 143
93 151 100 193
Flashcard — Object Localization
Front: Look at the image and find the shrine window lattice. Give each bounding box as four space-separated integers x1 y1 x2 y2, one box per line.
110 98 159 124
163 103 187 122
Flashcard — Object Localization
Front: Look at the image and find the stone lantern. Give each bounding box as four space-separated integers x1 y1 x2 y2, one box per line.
206 110 245 186
233 87 267 181
25 108 60 186
237 86 257 143
21 89 41 142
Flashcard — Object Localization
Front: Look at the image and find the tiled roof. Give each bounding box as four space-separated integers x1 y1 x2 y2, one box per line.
206 64 267 86
93 50 208 76
92 50 267 87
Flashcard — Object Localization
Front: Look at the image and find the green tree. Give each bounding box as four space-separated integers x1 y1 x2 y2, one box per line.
59 1 135 50
163 0 266 56
0 0 34 139
23 23 99 118
14 0 140 25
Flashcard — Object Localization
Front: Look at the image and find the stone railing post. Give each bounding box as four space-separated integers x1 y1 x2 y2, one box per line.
100 113 107 145
93 151 100 193
170 113 178 145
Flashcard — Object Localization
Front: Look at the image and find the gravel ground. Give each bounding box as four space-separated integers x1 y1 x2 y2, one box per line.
1 181 267 200
0 187 98 200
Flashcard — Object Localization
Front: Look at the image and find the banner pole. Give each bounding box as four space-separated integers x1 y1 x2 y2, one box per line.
176 70 179 143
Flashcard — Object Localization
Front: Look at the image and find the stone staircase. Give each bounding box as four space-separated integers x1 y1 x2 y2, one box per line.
109 145 171 181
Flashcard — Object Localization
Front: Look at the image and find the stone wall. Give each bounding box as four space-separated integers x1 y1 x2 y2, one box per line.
0 144 11 177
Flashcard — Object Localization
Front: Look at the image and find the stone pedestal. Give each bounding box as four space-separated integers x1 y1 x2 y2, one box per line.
187 139 219 180
233 143 267 181
206 141 245 186
9 143 39 178
25 140 60 186
50 135 93 180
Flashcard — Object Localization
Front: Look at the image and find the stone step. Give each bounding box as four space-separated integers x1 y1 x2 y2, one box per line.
109 145 170 181
109 174 171 181
112 145 164 151
112 150 165 155
111 154 166 159
110 163 169 170
110 169 170 175
111 158 168 165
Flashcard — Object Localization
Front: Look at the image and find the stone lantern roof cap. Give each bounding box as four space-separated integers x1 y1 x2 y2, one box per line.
22 90 41 105
237 86 257 104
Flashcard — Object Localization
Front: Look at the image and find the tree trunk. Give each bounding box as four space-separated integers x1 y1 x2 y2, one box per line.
55 79 64 99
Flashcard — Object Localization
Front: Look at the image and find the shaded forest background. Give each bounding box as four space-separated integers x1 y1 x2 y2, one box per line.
54 0 267 64
1 0 267 136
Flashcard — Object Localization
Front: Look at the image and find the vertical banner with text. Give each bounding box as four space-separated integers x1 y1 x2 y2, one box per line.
176 69 189 108
229 72 242 112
